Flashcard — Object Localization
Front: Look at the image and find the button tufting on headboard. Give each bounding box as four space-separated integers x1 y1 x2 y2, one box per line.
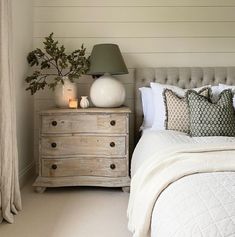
134 67 235 144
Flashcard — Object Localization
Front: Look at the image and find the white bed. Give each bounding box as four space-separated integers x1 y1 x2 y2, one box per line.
130 130 235 237
128 67 235 237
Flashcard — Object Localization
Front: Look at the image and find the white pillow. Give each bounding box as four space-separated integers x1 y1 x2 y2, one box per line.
139 87 154 129
211 85 221 102
218 84 235 108
150 82 210 131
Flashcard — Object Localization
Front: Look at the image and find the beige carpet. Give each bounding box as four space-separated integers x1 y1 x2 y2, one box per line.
0 181 132 237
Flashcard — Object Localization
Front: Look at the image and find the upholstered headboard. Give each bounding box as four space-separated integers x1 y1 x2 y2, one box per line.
134 67 235 143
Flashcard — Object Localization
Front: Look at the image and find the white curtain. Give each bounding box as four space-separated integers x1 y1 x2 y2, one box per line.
0 0 21 223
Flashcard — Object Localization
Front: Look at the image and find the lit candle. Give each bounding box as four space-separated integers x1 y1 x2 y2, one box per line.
68 99 78 109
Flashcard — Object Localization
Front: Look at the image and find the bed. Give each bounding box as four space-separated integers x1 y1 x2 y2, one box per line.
128 67 235 237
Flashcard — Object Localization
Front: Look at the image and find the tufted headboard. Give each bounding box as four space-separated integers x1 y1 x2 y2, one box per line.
134 67 235 143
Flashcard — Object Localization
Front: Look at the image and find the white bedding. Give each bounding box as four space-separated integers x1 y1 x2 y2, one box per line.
131 129 235 176
129 130 235 237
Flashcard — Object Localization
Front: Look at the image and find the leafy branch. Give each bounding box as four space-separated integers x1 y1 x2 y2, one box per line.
25 33 90 95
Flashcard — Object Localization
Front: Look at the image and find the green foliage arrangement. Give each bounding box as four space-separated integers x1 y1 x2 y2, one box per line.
25 33 90 95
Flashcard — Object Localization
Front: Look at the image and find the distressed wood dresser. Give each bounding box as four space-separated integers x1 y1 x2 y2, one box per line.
33 107 131 193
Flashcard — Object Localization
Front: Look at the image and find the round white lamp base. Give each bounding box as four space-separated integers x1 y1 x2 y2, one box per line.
90 74 126 108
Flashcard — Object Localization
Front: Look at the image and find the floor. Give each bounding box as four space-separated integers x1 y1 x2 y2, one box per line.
0 181 132 237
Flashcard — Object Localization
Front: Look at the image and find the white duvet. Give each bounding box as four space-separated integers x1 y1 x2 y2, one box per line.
128 130 235 237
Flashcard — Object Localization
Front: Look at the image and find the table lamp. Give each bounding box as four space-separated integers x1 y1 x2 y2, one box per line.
88 44 128 107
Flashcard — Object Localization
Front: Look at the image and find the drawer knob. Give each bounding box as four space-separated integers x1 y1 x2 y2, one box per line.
51 121 57 126
110 142 115 147
51 142 57 148
110 164 116 170
51 164 57 170
110 120 116 126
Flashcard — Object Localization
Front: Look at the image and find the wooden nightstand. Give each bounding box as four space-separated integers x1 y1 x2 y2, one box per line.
33 107 131 192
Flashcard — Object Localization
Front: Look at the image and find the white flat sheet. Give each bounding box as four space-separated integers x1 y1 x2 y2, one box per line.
130 130 235 237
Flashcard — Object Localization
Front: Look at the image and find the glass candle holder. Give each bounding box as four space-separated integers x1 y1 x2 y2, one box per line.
68 99 78 109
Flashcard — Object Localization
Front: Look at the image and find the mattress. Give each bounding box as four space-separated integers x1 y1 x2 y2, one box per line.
130 130 235 237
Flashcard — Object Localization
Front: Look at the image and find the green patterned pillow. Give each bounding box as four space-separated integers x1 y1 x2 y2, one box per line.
187 89 235 137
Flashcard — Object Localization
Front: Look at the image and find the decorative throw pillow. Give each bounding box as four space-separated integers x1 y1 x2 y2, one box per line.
187 89 235 137
163 88 210 133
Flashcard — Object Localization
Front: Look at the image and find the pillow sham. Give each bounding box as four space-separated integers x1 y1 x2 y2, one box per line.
150 82 210 130
187 89 235 137
139 87 154 129
164 88 210 133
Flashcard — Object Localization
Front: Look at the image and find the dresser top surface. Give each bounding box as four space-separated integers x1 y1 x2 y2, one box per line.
40 106 131 115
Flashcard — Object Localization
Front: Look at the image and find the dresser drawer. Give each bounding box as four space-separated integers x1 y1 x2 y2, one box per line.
41 158 127 177
41 135 126 157
41 114 127 134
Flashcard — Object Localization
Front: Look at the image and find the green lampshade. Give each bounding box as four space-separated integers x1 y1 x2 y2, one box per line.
88 44 128 75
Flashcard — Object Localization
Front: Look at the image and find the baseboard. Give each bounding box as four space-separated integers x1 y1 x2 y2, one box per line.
19 161 36 188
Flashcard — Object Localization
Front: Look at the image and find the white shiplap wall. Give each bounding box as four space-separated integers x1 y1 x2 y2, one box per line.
33 0 235 162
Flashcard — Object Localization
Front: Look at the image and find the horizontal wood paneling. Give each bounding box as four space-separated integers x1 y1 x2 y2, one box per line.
34 0 235 7
34 38 235 53
34 22 235 38
123 53 235 68
31 69 134 87
34 7 235 22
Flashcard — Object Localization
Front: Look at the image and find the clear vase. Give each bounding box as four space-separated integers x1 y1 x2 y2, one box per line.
54 77 77 108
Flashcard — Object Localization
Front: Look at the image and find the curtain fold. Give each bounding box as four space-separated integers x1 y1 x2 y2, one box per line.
0 0 22 224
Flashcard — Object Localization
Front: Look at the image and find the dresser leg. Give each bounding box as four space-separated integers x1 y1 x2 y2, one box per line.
35 186 46 193
122 186 130 193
